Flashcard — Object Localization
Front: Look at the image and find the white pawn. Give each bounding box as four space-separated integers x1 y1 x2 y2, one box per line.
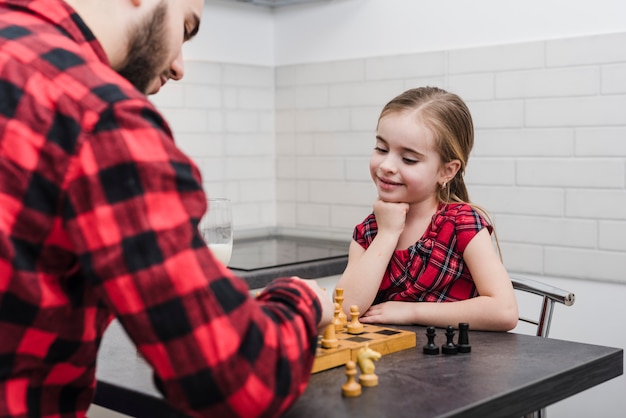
347 305 364 334
321 323 339 349
341 361 362 397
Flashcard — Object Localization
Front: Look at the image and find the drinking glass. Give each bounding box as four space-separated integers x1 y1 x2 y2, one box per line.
200 198 233 265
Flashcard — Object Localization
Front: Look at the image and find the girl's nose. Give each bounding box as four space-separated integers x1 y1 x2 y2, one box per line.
379 155 397 173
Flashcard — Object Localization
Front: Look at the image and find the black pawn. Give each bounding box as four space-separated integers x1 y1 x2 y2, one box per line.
457 322 471 353
441 325 458 355
423 326 439 355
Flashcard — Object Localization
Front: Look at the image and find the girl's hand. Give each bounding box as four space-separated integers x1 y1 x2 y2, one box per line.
373 199 409 236
360 301 415 325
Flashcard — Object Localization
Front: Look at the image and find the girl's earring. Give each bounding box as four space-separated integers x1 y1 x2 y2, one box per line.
441 181 447 189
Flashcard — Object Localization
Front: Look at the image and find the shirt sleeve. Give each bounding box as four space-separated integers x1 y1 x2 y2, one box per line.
63 98 321 417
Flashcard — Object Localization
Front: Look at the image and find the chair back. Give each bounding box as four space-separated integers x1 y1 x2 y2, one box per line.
510 275 575 338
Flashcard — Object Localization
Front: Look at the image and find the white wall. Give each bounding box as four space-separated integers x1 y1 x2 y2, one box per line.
172 2 626 278
273 0 626 65
175 1 626 282
185 1 274 65
272 34 626 285
199 0 626 66
150 61 278 229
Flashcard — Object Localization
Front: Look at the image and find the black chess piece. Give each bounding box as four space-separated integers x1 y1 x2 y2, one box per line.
441 325 458 355
457 322 471 353
423 326 440 355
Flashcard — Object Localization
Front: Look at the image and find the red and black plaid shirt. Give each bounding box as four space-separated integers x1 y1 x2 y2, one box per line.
353 203 492 304
0 1 321 417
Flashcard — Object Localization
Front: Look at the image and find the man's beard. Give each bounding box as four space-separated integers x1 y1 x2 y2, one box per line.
117 1 169 94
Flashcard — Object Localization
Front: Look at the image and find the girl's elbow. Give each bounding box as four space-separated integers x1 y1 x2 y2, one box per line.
498 306 519 332
501 315 518 332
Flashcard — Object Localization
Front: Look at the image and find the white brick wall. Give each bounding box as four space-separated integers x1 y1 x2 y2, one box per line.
272 32 626 284
157 31 626 284
151 62 276 230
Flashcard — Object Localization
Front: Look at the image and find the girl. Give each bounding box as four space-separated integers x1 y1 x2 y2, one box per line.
336 87 518 331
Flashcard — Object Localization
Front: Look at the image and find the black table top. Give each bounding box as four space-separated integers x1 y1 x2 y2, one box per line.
228 235 349 289
94 321 623 418
229 235 349 271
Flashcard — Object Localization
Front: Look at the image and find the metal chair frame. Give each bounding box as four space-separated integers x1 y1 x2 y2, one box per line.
510 274 576 418
510 274 575 338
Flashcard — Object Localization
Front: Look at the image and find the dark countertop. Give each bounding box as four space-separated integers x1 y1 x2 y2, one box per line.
227 235 349 289
94 322 623 418
285 326 623 418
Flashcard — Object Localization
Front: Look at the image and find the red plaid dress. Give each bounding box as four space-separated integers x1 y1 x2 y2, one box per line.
353 203 492 304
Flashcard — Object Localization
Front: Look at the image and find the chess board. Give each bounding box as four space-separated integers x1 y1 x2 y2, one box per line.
312 324 416 373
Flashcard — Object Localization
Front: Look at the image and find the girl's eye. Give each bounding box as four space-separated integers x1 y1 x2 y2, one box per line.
374 146 388 153
403 158 418 165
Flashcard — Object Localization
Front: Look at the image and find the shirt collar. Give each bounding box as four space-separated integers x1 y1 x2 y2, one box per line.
3 0 109 65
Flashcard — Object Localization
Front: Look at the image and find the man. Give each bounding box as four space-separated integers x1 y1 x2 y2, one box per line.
0 0 333 417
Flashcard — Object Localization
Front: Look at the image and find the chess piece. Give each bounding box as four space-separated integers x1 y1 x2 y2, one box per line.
441 325 458 355
341 361 362 397
333 302 343 333
423 326 440 355
334 288 348 327
457 322 471 353
357 343 381 387
321 323 339 349
347 305 364 334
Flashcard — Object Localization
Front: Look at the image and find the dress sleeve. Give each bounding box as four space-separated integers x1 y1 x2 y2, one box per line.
63 99 321 417
352 212 376 249
454 204 493 254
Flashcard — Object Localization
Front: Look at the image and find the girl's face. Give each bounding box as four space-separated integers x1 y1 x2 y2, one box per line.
370 111 447 206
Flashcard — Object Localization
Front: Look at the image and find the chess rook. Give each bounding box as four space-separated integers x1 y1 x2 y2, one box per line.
457 322 471 353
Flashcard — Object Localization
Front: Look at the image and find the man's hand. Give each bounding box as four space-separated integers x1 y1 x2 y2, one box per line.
297 278 334 331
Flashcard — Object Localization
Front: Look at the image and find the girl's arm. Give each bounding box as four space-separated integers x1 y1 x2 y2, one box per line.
360 228 519 331
334 238 392 315
335 201 408 315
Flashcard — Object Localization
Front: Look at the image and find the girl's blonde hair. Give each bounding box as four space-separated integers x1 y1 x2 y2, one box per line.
377 86 502 255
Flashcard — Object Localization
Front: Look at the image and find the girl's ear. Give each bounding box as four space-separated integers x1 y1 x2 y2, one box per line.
441 160 461 184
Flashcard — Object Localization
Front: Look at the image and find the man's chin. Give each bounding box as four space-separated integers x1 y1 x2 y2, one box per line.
146 84 160 95
145 78 166 95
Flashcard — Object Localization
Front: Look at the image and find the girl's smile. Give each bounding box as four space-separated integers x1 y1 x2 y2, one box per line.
376 176 404 191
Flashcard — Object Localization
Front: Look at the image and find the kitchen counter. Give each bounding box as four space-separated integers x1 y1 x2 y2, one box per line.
227 235 349 289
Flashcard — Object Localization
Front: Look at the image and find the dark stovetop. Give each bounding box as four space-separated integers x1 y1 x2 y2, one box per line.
228 235 349 289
